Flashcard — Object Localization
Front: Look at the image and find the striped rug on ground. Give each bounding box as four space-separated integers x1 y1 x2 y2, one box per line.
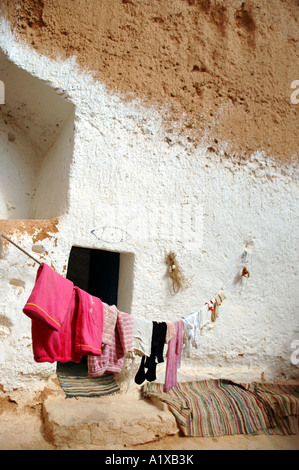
246 382 299 435
142 379 299 437
248 382 299 418
58 373 120 398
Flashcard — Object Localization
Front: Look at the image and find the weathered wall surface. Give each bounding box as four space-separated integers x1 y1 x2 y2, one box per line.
0 1 298 398
2 0 299 162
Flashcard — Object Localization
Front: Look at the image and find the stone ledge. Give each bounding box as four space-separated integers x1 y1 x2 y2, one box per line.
42 394 179 449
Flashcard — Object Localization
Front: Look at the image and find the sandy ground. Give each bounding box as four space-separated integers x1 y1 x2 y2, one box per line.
133 433 299 451
0 405 298 451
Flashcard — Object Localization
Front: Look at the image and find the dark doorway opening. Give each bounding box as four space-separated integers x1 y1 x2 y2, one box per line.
66 246 120 305
56 247 120 377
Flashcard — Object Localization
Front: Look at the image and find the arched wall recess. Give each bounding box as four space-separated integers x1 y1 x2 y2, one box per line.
0 50 75 220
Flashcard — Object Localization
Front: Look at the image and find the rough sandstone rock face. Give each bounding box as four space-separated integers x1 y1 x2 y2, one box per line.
42 395 179 449
2 0 298 163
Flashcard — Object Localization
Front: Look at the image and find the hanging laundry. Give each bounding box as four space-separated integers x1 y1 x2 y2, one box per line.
200 302 211 331
88 308 134 377
127 320 176 393
74 286 104 356
212 290 226 322
182 310 200 358
125 318 154 393
21 259 227 394
101 302 118 345
135 321 167 385
132 317 153 357
206 298 215 314
164 320 184 392
23 263 104 363
182 290 226 358
165 321 176 344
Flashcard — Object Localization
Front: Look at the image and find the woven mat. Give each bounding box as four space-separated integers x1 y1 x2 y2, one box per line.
247 382 299 418
142 379 299 437
58 373 120 398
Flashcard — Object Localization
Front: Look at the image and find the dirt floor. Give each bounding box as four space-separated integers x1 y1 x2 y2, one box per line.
0 399 298 451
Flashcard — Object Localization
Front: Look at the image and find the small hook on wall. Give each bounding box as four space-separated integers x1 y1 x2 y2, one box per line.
241 266 250 278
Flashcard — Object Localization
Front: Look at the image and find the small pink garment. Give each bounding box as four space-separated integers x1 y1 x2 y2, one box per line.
88 307 134 377
165 321 176 343
23 263 103 363
101 302 118 345
74 286 104 357
163 320 184 393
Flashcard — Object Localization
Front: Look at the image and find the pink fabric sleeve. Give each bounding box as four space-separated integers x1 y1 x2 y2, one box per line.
74 287 103 356
23 263 74 331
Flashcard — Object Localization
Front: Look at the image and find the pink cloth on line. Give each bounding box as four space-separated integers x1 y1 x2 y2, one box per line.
101 302 118 345
74 286 104 356
88 307 134 377
23 263 104 363
165 321 176 343
163 320 184 393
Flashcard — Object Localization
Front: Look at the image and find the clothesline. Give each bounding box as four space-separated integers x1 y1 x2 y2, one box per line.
1 231 226 323
3 233 227 392
1 230 246 295
1 230 226 313
0 232 42 266
18 258 226 394
124 291 226 393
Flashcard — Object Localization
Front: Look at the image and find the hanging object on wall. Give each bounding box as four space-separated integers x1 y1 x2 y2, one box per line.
241 266 250 278
240 244 252 280
165 251 187 295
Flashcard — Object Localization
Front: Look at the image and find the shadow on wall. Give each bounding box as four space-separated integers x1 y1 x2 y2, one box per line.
0 49 75 220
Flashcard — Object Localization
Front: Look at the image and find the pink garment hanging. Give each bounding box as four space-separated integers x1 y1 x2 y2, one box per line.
23 263 73 331
163 320 184 393
165 321 176 344
74 286 104 357
101 302 118 345
88 307 134 377
23 263 104 363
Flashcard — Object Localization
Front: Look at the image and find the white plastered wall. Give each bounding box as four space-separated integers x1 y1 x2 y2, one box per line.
0 115 37 219
0 17 298 397
0 49 74 220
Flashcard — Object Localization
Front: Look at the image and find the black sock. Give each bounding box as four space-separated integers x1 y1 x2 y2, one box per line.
145 362 157 382
134 356 147 385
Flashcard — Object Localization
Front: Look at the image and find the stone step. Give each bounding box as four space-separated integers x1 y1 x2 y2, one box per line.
42 394 179 449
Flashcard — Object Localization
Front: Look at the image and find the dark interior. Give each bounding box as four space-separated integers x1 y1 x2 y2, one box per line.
56 246 120 377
